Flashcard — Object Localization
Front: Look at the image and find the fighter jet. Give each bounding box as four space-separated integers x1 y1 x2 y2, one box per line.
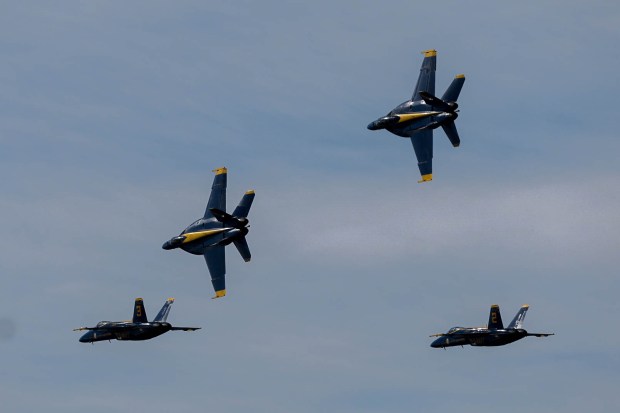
430 304 553 348
367 49 465 182
162 167 254 299
74 298 200 343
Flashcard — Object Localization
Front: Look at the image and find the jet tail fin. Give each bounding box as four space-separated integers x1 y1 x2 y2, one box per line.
153 298 175 322
507 305 529 329
488 304 504 329
132 298 148 323
441 74 465 102
233 190 255 219
233 236 251 262
441 120 460 148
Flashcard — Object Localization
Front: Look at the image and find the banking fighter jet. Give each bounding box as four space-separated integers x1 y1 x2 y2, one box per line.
74 298 199 343
430 304 553 349
367 49 465 182
162 167 254 298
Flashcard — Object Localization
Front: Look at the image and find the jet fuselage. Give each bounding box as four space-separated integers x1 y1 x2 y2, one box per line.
430 327 529 348
162 218 248 256
79 321 172 343
367 100 457 138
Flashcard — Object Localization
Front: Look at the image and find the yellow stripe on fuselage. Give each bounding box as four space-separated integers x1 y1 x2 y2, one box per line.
181 228 228 244
396 112 440 123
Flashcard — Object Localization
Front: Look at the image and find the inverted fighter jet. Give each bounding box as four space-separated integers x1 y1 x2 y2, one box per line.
430 304 553 348
74 298 199 343
162 167 254 298
367 49 465 182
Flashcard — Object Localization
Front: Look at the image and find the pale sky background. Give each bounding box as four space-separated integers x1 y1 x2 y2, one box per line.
1 1 620 412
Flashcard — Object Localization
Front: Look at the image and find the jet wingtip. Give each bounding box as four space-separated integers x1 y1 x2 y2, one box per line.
212 167 227 175
417 174 433 183
422 49 437 57
212 290 226 299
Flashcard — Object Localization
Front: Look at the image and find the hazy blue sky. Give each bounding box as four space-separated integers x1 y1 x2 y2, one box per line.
1 2 619 412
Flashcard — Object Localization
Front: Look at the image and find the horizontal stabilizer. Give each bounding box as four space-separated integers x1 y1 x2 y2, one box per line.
527 333 554 337
170 327 201 331
233 236 251 262
441 75 465 103
210 208 234 223
419 91 453 112
441 121 461 147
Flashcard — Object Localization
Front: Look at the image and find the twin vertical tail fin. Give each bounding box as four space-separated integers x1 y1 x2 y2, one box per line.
441 74 465 148
441 74 465 103
153 298 175 322
507 305 529 329
488 305 504 330
441 121 461 148
133 298 148 323
233 190 255 219
233 190 255 262
233 237 251 262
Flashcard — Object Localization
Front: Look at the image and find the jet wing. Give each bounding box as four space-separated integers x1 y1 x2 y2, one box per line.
204 246 226 298
412 50 436 101
204 167 227 219
170 327 202 331
410 129 433 182
527 333 555 337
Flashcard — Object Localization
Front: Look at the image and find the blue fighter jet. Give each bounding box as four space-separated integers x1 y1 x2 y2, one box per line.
367 49 465 182
162 167 254 299
74 298 199 343
430 304 554 349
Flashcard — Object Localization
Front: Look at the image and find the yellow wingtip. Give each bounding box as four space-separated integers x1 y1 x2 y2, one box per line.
212 290 226 299
455 74 465 79
417 174 432 183
422 49 437 57
135 298 143 301
245 189 255 195
167 297 175 302
491 304 499 308
212 167 227 175
522 304 530 308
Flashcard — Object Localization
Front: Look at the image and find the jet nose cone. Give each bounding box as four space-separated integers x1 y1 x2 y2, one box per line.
367 116 398 130
79 332 94 343
162 236 185 250
430 337 445 348
367 121 379 130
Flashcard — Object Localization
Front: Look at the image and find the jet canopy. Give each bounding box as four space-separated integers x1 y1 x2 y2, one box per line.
447 327 465 334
